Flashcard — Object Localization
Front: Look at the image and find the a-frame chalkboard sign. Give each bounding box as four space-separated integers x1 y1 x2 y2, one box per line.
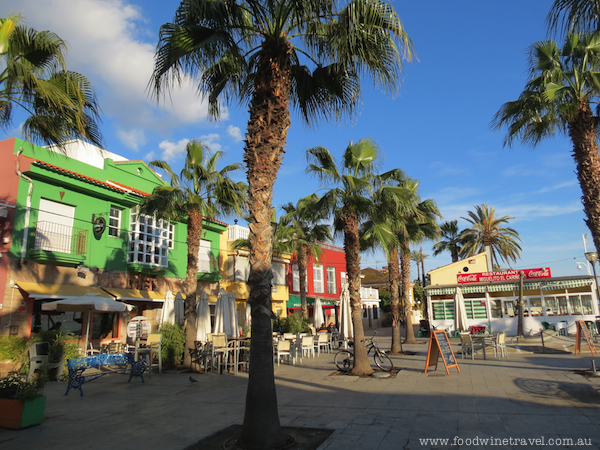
424 330 460 375
575 320 597 355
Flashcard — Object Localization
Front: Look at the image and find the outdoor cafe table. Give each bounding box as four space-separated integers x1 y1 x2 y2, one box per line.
470 334 496 360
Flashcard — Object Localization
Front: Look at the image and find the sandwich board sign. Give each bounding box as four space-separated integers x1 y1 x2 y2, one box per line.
424 330 460 375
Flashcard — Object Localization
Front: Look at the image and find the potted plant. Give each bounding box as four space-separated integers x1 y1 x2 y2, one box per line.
0 371 47 429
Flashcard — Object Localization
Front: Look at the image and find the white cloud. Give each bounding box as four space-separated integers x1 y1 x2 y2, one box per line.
158 138 190 162
116 128 146 151
199 134 222 152
227 125 244 142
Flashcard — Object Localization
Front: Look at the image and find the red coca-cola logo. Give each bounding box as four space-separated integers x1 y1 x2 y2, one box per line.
457 274 478 283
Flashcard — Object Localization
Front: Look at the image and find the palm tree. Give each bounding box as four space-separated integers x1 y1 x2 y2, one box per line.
140 140 246 363
492 31 600 255
433 220 463 263
307 138 391 375
282 195 332 319
547 0 600 35
151 1 413 446
0 15 102 149
410 249 422 281
459 204 522 267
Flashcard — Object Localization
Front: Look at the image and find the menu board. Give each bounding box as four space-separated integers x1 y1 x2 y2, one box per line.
424 330 460 375
575 320 597 355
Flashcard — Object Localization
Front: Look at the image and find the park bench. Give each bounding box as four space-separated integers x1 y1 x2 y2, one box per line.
65 352 146 396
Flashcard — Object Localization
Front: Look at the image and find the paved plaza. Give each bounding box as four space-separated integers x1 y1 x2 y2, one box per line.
1 331 600 450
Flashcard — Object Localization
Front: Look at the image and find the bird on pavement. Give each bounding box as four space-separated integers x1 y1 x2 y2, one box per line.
189 376 199 383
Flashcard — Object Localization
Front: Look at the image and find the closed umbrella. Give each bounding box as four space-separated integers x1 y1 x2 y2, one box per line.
196 292 211 343
41 293 131 354
227 291 239 338
454 287 468 332
313 297 325 328
245 301 252 331
213 288 233 337
174 292 185 326
339 283 353 341
160 290 175 325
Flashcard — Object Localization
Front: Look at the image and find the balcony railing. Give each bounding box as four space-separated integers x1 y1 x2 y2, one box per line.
360 287 380 301
34 221 88 255
228 224 249 241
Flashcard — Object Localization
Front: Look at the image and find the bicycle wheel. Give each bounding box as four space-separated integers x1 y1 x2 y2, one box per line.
373 351 393 372
334 350 354 372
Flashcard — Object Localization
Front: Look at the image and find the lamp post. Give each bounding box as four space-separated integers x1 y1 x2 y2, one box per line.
585 251 600 304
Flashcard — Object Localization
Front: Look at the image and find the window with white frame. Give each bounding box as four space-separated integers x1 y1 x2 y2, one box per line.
197 239 212 273
108 206 122 238
313 264 324 293
292 265 307 292
127 206 173 267
326 266 336 294
273 262 286 286
234 256 250 282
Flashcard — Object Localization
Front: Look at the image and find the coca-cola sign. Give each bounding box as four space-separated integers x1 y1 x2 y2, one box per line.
457 268 551 284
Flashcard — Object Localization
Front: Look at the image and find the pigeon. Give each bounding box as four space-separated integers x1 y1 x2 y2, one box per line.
189 376 199 383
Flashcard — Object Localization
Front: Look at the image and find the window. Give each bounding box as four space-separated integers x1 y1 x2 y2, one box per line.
127 206 172 267
582 295 594 315
373 306 379 319
363 305 368 318
234 256 250 282
491 300 503 318
557 296 569 315
327 267 336 294
91 312 119 339
292 265 307 292
545 297 558 316
432 300 455 320
529 297 542 316
568 295 583 315
197 239 212 273
313 264 324 293
108 206 122 237
35 198 75 253
464 299 488 319
504 301 515 317
273 262 286 286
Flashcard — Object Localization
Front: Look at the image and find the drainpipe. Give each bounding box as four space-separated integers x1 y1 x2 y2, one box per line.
16 147 33 264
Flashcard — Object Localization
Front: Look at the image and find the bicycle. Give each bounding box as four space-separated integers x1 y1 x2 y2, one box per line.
334 330 393 372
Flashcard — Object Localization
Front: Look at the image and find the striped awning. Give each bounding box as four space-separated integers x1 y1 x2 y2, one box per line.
427 278 594 296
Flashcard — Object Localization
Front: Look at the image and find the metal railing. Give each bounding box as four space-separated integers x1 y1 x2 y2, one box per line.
34 221 88 255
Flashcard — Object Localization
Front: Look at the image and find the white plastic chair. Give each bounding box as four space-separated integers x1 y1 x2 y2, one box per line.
301 335 315 359
275 340 292 365
146 333 163 374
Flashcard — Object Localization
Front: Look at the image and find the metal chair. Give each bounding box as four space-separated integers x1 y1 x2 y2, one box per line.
459 333 481 360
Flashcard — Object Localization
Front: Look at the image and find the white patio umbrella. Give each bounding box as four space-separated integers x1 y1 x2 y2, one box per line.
339 283 353 341
313 297 325 328
227 291 239 338
213 288 234 337
454 287 469 332
195 292 211 343
160 290 175 325
245 301 252 331
41 293 132 354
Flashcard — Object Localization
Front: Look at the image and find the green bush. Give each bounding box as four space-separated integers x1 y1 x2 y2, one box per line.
0 336 29 370
0 371 47 402
158 323 186 368
273 313 309 334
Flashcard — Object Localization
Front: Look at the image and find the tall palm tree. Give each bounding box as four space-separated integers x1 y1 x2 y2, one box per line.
547 0 600 35
282 195 332 319
492 31 600 255
140 140 246 363
0 15 102 149
459 204 522 267
410 249 422 281
151 1 413 447
307 138 390 375
433 220 463 263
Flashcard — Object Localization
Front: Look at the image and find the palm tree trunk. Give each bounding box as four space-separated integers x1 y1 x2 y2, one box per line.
388 246 403 354
569 103 600 256
343 207 372 376
298 245 309 319
239 37 291 449
182 206 202 367
401 249 417 344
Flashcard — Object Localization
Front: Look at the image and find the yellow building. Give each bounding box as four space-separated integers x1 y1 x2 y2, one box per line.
219 223 290 331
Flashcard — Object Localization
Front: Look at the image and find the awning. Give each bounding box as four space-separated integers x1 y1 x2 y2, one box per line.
287 295 338 309
16 282 113 299
101 288 168 302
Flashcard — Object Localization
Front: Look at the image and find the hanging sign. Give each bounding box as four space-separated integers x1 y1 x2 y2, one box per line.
575 320 597 355
457 268 551 284
424 330 460 375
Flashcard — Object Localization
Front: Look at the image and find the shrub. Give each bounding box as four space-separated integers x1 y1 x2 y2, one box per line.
158 323 186 368
273 314 309 334
0 336 29 370
0 371 46 402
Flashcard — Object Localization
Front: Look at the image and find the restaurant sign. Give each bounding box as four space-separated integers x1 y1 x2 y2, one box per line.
457 268 551 284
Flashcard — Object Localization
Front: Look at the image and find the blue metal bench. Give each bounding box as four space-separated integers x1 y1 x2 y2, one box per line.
65 352 146 396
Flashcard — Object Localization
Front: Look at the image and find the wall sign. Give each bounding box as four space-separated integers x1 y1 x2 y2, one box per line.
457 268 551 284
92 216 107 237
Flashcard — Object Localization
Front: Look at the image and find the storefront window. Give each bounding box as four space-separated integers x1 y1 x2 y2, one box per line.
545 297 557 316
432 300 455 320
91 312 119 340
568 295 582 315
491 300 503 318
582 295 593 315
529 298 542 316
31 302 83 336
557 296 569 315
504 301 515 317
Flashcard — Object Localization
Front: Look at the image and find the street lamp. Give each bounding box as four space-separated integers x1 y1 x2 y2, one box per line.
585 251 600 304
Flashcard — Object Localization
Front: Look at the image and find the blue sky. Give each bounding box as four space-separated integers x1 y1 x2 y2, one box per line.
2 0 595 278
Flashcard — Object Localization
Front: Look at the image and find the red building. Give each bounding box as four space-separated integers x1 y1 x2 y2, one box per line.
286 243 346 324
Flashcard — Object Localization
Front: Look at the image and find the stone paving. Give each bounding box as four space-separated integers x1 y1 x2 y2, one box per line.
1 332 600 450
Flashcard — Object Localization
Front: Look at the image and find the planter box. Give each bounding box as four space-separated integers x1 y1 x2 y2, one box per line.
0 397 46 429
